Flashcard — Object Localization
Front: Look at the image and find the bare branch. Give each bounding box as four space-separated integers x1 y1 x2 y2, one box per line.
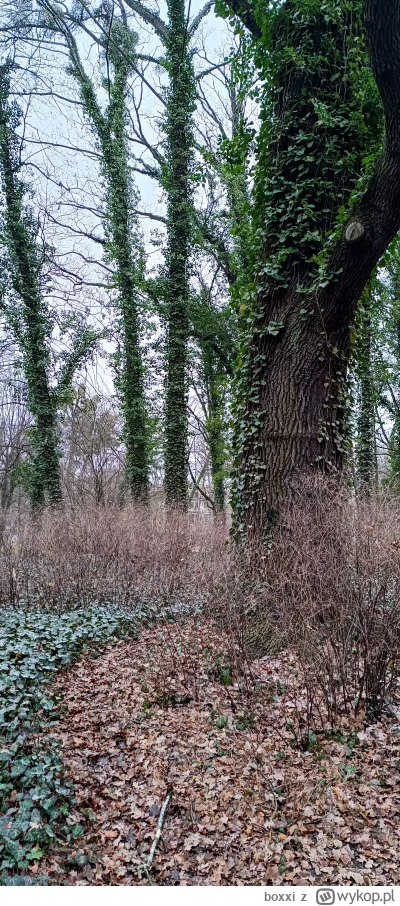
122 0 169 41
188 0 213 36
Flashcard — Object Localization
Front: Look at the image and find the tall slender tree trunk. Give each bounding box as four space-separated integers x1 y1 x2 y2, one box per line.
109 181 148 501
207 378 226 515
28 362 61 507
201 341 226 515
163 0 194 508
356 287 377 492
389 302 400 484
64 28 149 501
0 69 61 507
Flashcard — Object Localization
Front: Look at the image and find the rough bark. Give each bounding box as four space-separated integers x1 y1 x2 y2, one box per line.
230 0 400 536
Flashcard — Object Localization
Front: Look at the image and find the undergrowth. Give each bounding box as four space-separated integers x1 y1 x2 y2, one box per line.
0 605 145 883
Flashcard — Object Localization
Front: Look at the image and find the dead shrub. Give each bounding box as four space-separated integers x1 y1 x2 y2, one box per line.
212 478 400 726
0 504 229 613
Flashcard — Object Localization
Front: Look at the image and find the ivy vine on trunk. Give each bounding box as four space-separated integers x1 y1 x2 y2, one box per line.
162 0 196 508
203 347 227 514
0 65 61 507
354 284 378 492
46 8 149 501
123 0 211 507
224 0 400 539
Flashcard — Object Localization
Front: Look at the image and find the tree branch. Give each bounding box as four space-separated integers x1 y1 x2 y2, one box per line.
188 0 213 36
56 331 100 399
136 790 172 882
188 461 215 510
122 0 169 41
322 0 400 331
223 0 261 38
188 454 210 502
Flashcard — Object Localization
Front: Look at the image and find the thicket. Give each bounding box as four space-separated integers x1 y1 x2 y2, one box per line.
0 505 228 611
212 478 400 728
2 486 400 736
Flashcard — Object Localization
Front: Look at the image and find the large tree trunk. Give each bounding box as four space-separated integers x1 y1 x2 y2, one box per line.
240 201 400 536
229 0 400 537
240 288 350 533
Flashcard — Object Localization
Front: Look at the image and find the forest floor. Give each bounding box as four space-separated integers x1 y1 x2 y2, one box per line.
31 614 400 887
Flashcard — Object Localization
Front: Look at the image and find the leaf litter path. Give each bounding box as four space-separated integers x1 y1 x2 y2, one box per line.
38 617 400 886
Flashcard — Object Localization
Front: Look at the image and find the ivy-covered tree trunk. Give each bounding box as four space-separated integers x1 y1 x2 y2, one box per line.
229 0 400 538
0 68 61 506
389 309 400 484
163 0 195 508
207 385 226 515
355 286 377 491
108 136 148 502
390 414 400 487
201 343 226 514
64 23 149 501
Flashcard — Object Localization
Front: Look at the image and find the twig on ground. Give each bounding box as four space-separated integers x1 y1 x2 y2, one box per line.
136 790 173 883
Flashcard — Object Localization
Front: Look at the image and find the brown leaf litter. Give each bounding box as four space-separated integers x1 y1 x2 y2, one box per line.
34 616 400 886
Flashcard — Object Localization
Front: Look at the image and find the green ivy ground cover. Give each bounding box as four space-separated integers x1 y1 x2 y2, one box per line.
0 605 144 883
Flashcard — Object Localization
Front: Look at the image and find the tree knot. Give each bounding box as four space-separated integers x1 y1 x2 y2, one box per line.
345 221 365 243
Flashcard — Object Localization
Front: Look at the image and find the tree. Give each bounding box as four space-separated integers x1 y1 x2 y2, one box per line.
371 240 400 485
0 64 63 506
0 61 100 507
188 53 255 513
161 0 196 508
60 386 125 506
188 280 234 512
195 50 254 291
122 0 213 507
223 0 400 538
36 1 150 501
386 253 400 484
353 283 378 492
201 339 228 513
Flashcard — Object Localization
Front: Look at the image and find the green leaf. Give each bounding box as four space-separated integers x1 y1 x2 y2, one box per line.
26 848 44 861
